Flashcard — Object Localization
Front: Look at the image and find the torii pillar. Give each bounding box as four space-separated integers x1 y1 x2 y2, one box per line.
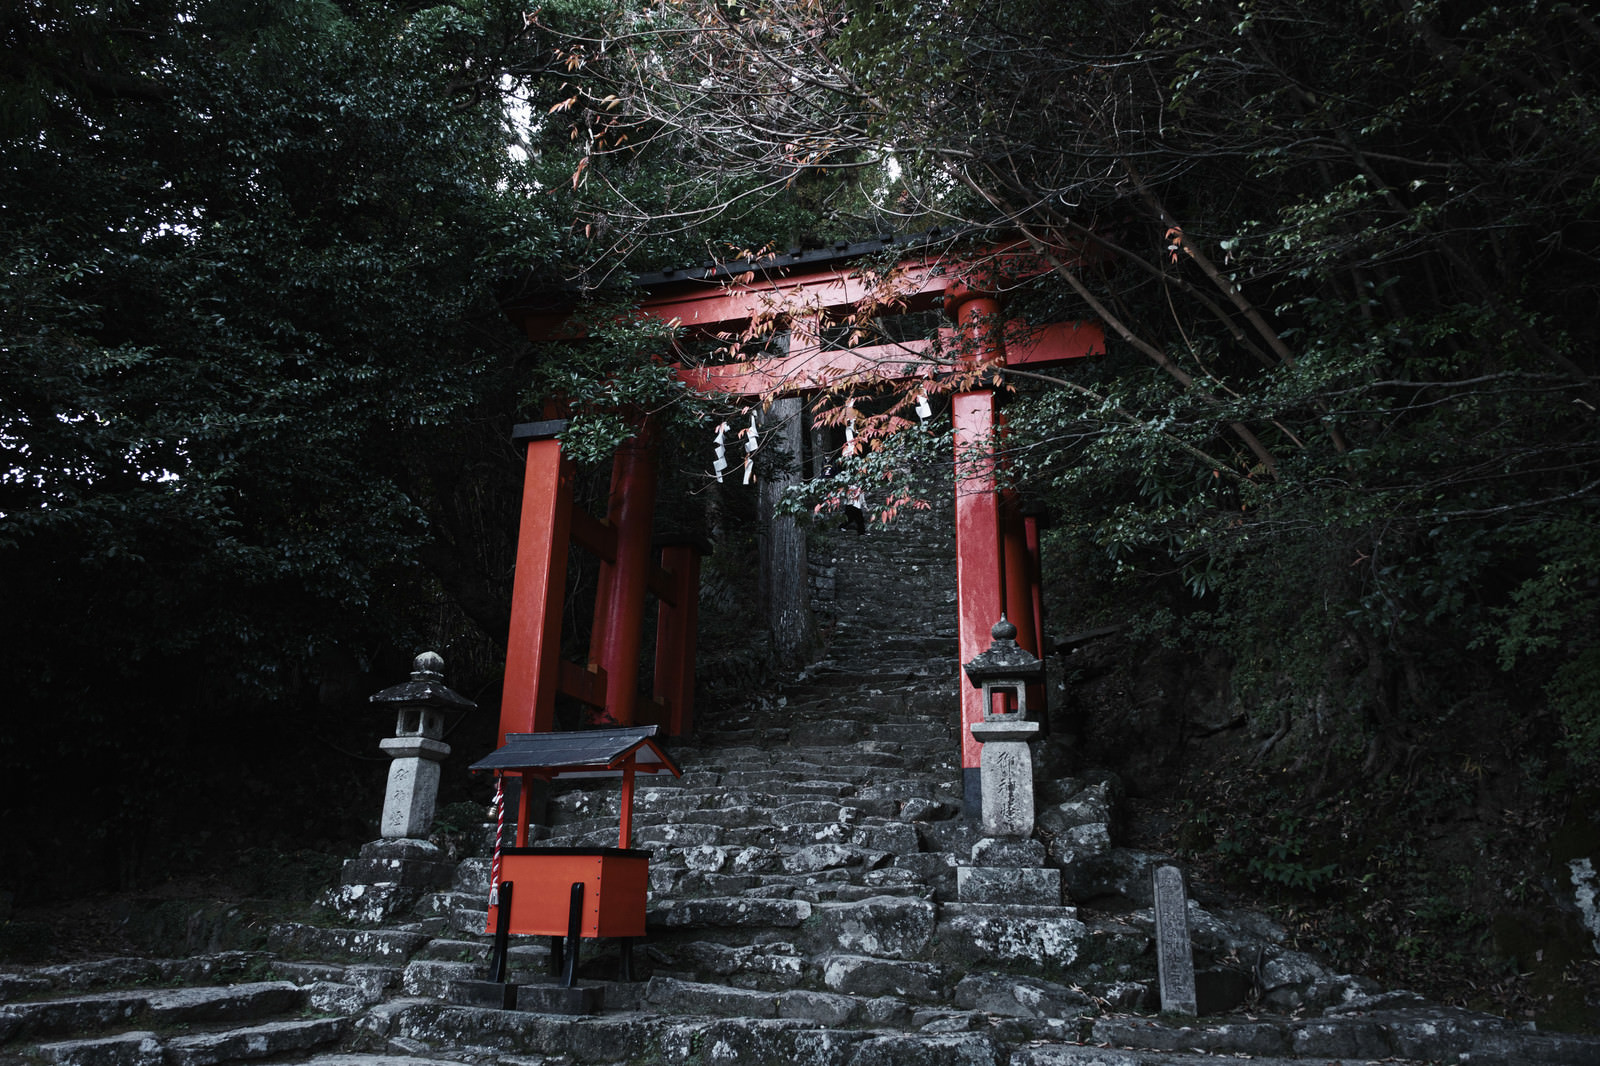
498 416 701 744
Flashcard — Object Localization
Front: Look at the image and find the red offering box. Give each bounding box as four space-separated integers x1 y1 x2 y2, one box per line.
485 847 651 939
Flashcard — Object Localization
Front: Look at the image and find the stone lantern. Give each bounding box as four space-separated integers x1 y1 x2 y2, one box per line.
962 617 1045 839
326 652 478 924
369 651 476 840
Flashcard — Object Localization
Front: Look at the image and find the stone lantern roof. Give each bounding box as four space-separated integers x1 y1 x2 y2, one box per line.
961 617 1045 685
369 651 477 713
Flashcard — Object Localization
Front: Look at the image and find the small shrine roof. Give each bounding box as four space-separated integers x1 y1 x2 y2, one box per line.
469 725 682 780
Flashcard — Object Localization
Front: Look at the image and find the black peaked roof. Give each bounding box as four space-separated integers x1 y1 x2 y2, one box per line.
469 725 681 780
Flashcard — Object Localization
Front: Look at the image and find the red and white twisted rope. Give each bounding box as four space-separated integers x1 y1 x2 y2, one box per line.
488 777 505 906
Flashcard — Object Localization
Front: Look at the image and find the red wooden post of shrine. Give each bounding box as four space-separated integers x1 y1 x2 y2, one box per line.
501 422 576 744
1022 509 1047 657
1002 489 1049 726
1001 490 1038 658
948 278 1009 815
587 423 660 727
651 537 706 736
497 415 675 745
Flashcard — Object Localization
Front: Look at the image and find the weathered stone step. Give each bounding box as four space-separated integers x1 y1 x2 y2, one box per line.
1088 1008 1600 1065
0 954 264 1002
834 581 954 596
396 1005 1010 1066
635 957 1093 1038
539 821 920 855
655 894 943 962
653 840 885 872
268 961 401 1014
266 923 432 961
645 754 915 777
775 704 950 725
652 897 813 930
413 937 497 963
646 941 804 988
420 891 487 925
163 1017 347 1066
933 904 1091 974
798 669 949 691
809 680 955 699
625 976 1064 1036
444 905 491 937
712 766 906 786
403 952 564 1000
270 960 401 986
809 651 956 671
803 642 953 661
33 1030 167 1066
0 982 305 1043
788 738 955 764
300 1049 470 1056
655 870 826 902
639 975 786 1018
636 784 852 811
1011 1047 1440 1066
828 628 957 645
658 871 932 905
779 720 951 747
551 767 956 819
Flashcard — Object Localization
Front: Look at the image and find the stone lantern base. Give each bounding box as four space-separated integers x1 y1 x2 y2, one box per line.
956 836 1064 905
322 838 457 925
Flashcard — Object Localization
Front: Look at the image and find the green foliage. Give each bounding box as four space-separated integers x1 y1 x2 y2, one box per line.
1547 647 1600 773
7 0 1600 913
1194 800 1339 895
809 0 1600 772
0 0 574 894
524 304 713 464
775 412 953 525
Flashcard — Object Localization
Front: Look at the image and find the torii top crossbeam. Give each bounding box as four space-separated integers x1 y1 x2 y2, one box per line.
505 234 1103 398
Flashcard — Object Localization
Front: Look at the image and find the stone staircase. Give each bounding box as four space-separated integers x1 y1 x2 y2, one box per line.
5 507 1600 1065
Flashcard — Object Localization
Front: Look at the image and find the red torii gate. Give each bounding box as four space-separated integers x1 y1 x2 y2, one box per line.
498 237 1103 818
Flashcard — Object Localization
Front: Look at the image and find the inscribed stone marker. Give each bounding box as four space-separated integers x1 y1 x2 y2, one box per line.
1152 864 1197 1015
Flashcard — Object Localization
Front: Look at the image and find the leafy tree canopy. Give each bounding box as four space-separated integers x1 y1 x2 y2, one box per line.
531 0 1600 772
0 0 619 887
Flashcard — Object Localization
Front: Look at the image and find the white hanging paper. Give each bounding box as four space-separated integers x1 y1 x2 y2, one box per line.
712 422 729 482
742 413 758 484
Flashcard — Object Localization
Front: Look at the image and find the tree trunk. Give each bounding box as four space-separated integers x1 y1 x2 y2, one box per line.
760 396 817 667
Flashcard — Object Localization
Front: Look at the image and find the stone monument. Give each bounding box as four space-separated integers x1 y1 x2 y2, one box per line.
1153 864 1198 1015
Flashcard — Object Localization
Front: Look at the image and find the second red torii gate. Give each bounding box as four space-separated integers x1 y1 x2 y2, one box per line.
499 236 1104 817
